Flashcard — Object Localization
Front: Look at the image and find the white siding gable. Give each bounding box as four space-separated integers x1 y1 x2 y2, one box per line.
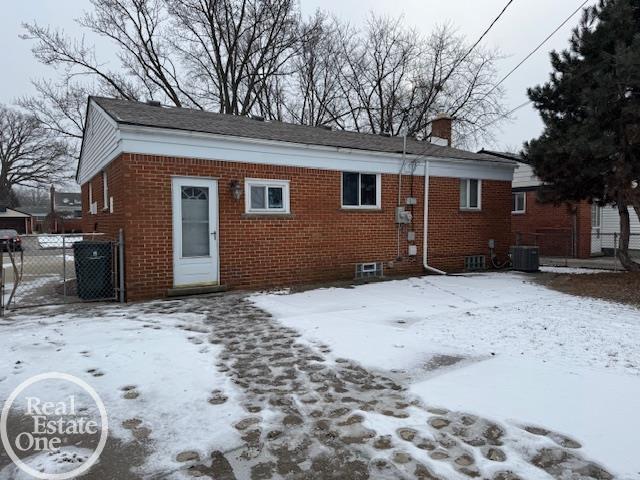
77 101 120 185
512 161 542 188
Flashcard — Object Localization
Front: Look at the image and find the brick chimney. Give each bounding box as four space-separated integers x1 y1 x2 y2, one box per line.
431 114 452 147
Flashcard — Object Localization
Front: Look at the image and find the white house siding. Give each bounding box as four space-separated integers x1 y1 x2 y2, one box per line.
77 103 120 185
600 206 640 250
512 162 541 188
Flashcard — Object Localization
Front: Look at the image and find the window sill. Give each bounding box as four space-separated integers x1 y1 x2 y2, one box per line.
511 211 526 215
459 208 482 213
339 207 383 213
242 213 295 220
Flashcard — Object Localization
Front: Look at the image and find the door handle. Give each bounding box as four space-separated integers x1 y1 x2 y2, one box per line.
211 231 217 240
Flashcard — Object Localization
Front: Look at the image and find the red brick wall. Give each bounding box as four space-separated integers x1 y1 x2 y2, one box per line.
511 191 591 258
427 177 512 271
82 154 511 300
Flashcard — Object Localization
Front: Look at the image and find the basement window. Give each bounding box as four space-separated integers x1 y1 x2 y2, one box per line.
512 192 526 213
460 179 481 210
342 172 381 208
245 178 290 214
464 255 486 271
355 262 383 279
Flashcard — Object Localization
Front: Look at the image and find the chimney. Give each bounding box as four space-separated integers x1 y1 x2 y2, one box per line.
431 114 452 147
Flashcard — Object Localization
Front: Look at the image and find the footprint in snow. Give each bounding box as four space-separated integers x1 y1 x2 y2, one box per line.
86 368 105 377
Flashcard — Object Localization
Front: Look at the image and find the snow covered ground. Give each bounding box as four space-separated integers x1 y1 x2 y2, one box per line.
0 303 245 478
252 272 640 479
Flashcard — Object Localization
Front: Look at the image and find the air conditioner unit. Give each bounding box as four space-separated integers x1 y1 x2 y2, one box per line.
510 246 540 272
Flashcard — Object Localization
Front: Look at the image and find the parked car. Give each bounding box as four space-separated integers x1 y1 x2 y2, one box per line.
0 229 22 252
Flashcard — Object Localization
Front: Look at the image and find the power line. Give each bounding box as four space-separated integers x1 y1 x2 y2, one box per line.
460 0 517 65
482 0 592 101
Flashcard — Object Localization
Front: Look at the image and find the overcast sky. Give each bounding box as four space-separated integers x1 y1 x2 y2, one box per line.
1 0 591 152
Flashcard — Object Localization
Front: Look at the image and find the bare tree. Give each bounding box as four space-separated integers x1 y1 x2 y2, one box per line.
0 106 70 206
282 12 352 127
169 0 302 115
20 1 506 157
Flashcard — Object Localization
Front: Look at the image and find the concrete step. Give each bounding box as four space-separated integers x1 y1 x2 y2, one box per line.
166 284 228 297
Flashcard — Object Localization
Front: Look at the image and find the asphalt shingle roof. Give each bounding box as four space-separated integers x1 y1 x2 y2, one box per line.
93 97 512 165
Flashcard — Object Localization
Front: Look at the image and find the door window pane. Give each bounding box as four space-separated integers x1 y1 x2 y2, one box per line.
181 186 209 257
250 186 266 209
360 174 377 206
342 172 359 206
268 187 283 208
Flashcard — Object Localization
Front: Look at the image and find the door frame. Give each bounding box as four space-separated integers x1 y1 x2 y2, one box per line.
171 176 220 287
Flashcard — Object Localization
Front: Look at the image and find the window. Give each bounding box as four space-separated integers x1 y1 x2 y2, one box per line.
88 183 97 215
245 178 290 214
512 192 526 213
342 172 381 208
181 186 210 257
592 204 601 229
460 179 481 210
464 255 486 271
102 171 109 211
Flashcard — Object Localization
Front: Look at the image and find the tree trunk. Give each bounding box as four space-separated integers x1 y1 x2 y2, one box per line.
617 202 640 271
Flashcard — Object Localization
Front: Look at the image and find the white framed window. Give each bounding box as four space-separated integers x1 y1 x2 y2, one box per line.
592 204 601 229
512 191 526 213
88 182 97 215
245 178 290 214
460 179 481 210
102 171 109 211
341 172 381 209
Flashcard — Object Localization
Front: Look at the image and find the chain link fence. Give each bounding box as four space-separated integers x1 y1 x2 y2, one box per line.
514 231 574 258
1 231 124 313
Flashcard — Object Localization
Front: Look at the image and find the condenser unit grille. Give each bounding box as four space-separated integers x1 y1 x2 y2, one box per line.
464 255 486 271
355 262 383 279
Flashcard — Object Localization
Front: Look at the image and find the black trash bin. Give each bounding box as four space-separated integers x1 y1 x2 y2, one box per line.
73 241 113 300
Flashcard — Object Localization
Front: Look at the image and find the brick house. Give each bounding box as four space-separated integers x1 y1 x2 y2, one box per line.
479 150 593 259
77 97 515 300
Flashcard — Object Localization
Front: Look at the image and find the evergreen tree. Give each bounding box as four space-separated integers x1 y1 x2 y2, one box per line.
524 0 640 270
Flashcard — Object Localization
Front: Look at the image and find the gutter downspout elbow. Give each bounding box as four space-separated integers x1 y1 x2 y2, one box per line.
423 160 447 275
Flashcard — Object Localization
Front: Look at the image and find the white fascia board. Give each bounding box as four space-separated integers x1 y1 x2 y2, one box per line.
117 125 515 181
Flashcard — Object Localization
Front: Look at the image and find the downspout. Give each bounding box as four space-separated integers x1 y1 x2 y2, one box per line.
423 160 447 275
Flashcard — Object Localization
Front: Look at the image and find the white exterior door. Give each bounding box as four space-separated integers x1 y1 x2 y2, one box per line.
172 177 219 287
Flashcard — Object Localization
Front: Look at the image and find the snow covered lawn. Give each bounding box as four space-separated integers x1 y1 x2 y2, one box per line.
0 302 245 478
252 272 640 479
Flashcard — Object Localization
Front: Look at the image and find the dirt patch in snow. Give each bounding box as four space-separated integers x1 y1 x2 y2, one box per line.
541 272 640 307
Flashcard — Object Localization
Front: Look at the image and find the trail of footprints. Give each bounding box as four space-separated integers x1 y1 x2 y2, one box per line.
112 296 614 479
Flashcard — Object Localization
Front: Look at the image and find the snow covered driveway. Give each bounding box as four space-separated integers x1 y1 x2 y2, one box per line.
252 272 640 479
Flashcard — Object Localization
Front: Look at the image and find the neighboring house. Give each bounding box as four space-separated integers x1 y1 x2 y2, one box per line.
21 191 83 233
0 207 32 234
594 205 640 254
479 150 592 258
78 97 515 300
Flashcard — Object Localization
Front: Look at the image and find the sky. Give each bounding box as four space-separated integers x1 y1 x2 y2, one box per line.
0 0 592 152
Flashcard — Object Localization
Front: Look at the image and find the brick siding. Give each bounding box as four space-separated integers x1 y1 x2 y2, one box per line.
82 154 512 300
511 191 591 258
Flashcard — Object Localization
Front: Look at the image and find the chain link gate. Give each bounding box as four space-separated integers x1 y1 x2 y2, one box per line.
1 230 124 313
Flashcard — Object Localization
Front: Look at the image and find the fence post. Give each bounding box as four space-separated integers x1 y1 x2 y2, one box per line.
62 235 67 300
1 250 4 317
613 232 618 271
118 229 125 303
